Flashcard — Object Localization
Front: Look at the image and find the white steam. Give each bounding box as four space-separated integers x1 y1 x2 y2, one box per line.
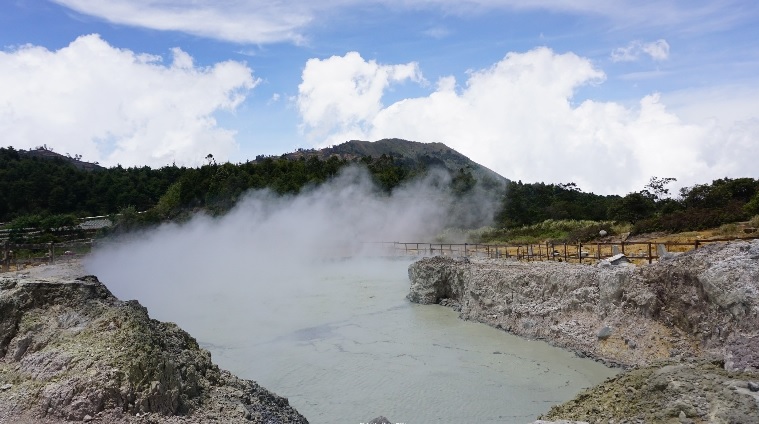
84 165 497 325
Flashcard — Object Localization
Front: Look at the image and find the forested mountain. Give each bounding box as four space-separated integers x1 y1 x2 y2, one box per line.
20 147 104 171
282 138 507 189
0 147 180 220
0 140 492 223
2 142 759 239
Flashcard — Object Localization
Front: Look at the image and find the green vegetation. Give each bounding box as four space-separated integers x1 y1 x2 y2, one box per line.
0 146 479 231
494 181 617 228
3 144 759 244
492 176 759 240
479 220 629 244
3 213 86 243
0 147 181 221
631 177 758 234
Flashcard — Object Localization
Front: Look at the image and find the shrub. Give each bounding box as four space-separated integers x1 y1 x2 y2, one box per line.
479 219 616 243
565 223 616 243
717 223 739 236
632 201 748 234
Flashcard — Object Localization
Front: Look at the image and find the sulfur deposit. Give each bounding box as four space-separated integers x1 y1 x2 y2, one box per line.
0 270 308 424
409 240 759 423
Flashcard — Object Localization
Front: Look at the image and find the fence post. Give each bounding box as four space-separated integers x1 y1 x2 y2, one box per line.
48 242 54 264
694 240 700 249
563 243 568 262
648 242 653 264
621 242 626 256
2 241 8 272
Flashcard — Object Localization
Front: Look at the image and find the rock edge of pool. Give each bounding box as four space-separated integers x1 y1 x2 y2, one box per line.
408 239 759 423
2 240 758 423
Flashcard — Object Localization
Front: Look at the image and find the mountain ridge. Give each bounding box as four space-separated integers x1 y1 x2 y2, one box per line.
20 147 103 171
281 138 508 187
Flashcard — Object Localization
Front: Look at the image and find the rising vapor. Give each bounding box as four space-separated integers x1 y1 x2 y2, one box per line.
85 165 498 326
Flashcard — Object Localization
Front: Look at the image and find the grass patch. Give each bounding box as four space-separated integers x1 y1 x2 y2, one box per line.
716 222 740 236
479 219 622 244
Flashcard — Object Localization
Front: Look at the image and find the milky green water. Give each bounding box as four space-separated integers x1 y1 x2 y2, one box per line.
97 258 617 424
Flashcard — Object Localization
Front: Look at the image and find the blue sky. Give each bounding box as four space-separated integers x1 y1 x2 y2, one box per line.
1 1 758 194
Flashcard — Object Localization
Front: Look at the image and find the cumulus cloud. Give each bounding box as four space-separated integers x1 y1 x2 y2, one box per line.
611 39 670 62
297 52 424 141
296 47 758 195
0 34 257 167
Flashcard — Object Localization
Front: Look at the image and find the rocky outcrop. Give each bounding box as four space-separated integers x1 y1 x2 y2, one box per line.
540 359 759 423
0 274 308 424
409 240 759 423
408 240 759 370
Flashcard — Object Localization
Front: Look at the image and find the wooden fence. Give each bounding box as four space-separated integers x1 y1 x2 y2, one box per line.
373 236 759 264
1 239 93 272
4 236 759 273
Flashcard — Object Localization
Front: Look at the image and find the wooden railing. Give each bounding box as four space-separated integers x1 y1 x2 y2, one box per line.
373 236 759 264
4 235 759 273
1 239 93 272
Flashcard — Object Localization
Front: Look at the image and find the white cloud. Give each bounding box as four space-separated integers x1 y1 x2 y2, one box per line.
612 39 670 62
642 39 670 61
296 48 759 195
51 1 749 44
297 52 424 141
0 34 257 167
52 0 312 45
422 26 451 39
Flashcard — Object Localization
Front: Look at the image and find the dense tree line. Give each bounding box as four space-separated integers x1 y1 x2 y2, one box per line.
495 176 759 234
495 181 618 228
631 177 759 234
0 147 439 225
3 146 758 237
0 147 182 221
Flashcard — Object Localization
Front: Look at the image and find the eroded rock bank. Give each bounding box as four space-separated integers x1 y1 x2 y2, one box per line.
408 240 759 369
408 240 759 422
540 358 759 423
0 273 308 424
